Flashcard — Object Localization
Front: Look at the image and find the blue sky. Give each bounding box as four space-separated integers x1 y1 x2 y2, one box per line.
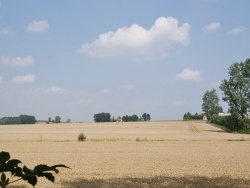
0 0 249 122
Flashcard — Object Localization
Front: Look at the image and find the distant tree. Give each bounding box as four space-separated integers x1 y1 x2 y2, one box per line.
66 119 71 123
220 58 250 119
48 117 52 123
131 114 139 121
202 89 220 121
19 115 36 124
183 112 203 120
93 113 111 122
0 115 36 125
55 116 61 123
142 113 151 121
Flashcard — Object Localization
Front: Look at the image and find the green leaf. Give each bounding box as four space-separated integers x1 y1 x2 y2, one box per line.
12 166 23 177
34 164 70 174
38 172 55 182
6 159 22 167
51 164 70 170
26 176 37 186
34 164 51 172
0 151 10 165
23 165 33 175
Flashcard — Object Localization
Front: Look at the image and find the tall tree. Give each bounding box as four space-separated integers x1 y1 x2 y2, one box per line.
220 58 250 119
202 89 220 120
93 113 111 122
142 113 151 121
55 116 61 123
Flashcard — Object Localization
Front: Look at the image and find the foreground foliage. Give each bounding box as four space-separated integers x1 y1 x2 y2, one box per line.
0 151 69 188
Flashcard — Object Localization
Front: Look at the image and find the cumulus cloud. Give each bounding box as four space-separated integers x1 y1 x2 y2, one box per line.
202 22 221 32
120 84 136 91
0 56 33 67
175 68 201 81
0 27 13 36
12 74 35 84
79 17 190 60
46 86 64 93
228 27 246 35
27 20 49 32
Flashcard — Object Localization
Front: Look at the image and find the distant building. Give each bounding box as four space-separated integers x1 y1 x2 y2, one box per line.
203 115 207 121
114 116 122 122
218 113 231 116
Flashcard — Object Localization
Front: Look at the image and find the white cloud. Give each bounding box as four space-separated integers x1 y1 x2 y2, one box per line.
101 88 110 94
0 56 33 67
27 20 49 32
12 74 35 84
228 27 246 35
202 22 221 32
120 84 136 91
46 86 64 93
79 17 190 60
0 27 13 36
175 68 201 81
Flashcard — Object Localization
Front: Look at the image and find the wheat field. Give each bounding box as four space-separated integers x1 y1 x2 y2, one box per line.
0 121 250 187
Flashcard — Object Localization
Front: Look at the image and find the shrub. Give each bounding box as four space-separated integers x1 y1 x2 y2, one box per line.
78 133 86 141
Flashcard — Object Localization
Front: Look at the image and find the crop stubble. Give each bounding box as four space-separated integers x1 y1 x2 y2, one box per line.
0 121 250 187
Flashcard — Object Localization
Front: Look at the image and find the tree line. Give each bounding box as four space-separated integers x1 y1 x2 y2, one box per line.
202 58 250 133
93 112 151 122
0 115 36 125
183 112 204 120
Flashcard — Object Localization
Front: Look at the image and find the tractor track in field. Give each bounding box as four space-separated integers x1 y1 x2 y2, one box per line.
189 122 201 134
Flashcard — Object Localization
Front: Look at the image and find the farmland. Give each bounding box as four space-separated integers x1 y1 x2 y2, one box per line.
0 121 250 187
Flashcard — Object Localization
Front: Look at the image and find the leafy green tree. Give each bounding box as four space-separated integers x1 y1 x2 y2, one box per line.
55 116 61 123
0 115 36 125
93 113 111 122
131 115 139 121
0 151 69 188
220 58 250 119
48 117 52 123
202 89 220 120
142 113 151 121
19 115 36 124
183 112 203 120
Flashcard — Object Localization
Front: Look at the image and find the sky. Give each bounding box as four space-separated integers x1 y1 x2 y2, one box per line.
0 0 249 122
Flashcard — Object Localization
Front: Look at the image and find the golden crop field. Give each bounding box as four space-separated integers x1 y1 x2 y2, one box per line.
0 121 250 188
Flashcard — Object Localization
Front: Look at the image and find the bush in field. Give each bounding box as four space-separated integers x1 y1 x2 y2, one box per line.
211 114 226 126
211 113 250 133
0 151 69 188
78 133 86 141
